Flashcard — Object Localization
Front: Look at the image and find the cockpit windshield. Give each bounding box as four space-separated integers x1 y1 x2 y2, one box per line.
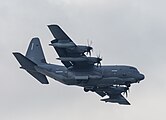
129 67 139 73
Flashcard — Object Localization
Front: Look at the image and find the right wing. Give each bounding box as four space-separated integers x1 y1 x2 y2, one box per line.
48 24 75 42
48 25 76 67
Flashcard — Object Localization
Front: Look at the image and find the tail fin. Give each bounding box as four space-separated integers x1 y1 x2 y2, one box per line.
26 37 46 65
13 52 49 84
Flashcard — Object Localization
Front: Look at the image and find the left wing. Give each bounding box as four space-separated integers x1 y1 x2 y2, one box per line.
101 95 130 105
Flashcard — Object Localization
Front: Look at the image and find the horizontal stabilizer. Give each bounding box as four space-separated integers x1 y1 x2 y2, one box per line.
13 52 37 71
13 52 49 84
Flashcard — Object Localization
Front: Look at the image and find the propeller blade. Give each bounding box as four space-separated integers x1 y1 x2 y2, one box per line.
96 57 102 67
126 87 130 97
87 39 92 46
89 51 91 56
86 39 93 56
126 91 128 97
86 52 88 55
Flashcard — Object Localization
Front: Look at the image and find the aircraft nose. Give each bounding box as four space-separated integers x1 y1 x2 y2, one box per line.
139 74 145 80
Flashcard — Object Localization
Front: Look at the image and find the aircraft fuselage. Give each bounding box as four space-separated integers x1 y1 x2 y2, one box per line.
35 64 144 88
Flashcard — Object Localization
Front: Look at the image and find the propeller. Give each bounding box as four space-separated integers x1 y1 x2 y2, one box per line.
123 87 130 97
86 39 93 56
96 53 102 67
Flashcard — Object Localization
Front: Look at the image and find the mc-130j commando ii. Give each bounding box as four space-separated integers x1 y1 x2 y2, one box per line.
13 25 145 105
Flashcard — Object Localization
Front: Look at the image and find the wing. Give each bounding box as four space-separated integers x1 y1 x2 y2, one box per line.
94 86 131 105
51 44 73 68
48 25 94 68
101 95 130 105
48 25 76 67
48 24 75 42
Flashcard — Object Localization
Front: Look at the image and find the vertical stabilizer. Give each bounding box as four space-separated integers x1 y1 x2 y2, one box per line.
26 37 46 65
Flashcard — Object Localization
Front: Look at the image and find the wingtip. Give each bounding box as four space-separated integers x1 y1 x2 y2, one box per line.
47 24 60 29
32 37 40 40
119 101 131 105
12 52 21 56
12 52 18 54
47 24 59 27
41 81 49 84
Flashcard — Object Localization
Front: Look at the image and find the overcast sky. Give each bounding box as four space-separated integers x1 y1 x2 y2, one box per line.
1 0 166 120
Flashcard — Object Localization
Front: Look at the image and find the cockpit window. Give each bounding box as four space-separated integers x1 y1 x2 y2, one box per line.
129 67 139 73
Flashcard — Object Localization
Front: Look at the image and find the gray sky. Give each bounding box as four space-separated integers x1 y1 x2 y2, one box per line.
1 0 166 119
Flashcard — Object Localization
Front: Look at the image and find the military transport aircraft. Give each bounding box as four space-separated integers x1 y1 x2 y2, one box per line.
13 25 145 105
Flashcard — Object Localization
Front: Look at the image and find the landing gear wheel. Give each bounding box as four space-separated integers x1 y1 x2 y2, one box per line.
125 82 131 88
84 88 89 92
